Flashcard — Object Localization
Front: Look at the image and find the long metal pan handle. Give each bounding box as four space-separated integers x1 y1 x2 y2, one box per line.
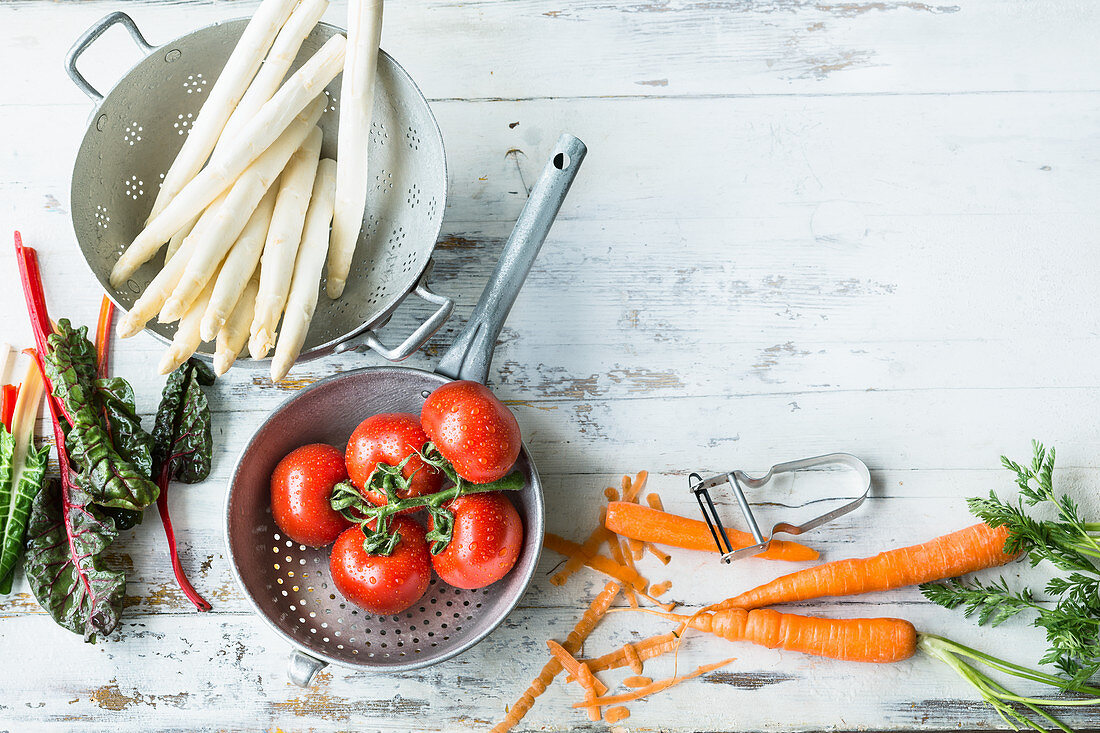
436 134 587 384
66 12 154 102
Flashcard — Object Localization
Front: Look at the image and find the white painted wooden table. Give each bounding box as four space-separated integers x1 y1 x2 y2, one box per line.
2 0 1099 730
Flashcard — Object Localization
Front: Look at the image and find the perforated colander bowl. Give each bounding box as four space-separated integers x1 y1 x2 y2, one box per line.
66 12 452 364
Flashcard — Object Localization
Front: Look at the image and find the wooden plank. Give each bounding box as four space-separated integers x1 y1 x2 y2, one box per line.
1 0 1099 103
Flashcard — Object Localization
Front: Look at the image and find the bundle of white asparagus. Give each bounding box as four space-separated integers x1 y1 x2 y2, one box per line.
112 0 385 381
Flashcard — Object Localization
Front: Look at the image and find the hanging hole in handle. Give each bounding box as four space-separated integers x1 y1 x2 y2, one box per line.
553 152 570 170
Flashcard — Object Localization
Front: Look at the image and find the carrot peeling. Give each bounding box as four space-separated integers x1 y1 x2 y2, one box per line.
546 640 608 696
544 533 648 591
604 486 619 502
645 493 664 511
550 508 613 586
623 675 652 688
650 580 672 597
605 706 630 723
491 582 620 733
711 522 1017 612
578 662 601 721
623 642 643 674
577 632 681 676
646 543 672 565
574 657 735 708
606 501 819 562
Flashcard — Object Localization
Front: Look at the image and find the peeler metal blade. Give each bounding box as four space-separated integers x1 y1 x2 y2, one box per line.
690 452 870 563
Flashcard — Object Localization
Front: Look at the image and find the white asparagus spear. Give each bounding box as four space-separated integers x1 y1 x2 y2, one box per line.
214 276 260 376
158 103 325 324
199 184 279 341
110 34 347 288
248 126 324 359
271 157 338 381
146 0 298 225
116 192 227 338
164 214 199 263
327 0 384 299
214 0 331 157
158 277 217 375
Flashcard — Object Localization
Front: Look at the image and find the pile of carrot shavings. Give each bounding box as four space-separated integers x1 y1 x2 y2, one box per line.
491 473 734 732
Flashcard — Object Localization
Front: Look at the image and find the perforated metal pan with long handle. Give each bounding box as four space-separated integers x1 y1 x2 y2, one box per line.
225 135 587 684
66 12 452 364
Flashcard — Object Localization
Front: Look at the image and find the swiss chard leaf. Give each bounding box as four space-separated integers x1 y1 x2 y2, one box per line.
44 320 159 511
23 477 125 642
152 359 214 484
0 427 13 541
95 377 153 478
0 442 50 593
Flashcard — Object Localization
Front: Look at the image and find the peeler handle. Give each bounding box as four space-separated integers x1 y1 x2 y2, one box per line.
435 134 587 384
66 12 155 102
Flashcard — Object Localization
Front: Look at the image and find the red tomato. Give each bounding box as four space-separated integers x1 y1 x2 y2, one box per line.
420 381 521 484
345 413 443 512
270 443 352 547
330 516 431 615
429 492 523 589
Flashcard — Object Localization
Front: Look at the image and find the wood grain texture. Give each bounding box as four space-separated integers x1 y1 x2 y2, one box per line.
1 0 1099 730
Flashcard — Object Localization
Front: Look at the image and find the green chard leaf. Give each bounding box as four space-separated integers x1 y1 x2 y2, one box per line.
23 477 125 642
0 427 14 540
44 320 158 511
152 359 215 484
96 376 154 477
0 442 50 593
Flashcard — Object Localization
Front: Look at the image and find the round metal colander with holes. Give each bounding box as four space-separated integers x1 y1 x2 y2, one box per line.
226 135 587 684
66 12 452 365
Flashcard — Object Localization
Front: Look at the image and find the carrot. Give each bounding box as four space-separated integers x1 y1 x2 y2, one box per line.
491 582 620 733
623 675 652 688
643 608 918 663
544 533 648 591
605 501 819 562
550 508 613 586
605 706 630 723
546 641 608 696
712 522 1016 612
573 657 735 708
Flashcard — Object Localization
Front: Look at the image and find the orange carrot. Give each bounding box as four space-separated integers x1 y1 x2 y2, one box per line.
645 608 918 663
546 641 608 696
544 533 648 591
605 706 630 723
605 501 819 562
712 523 1016 611
623 676 652 688
573 658 735 708
491 582 620 733
550 508 613 586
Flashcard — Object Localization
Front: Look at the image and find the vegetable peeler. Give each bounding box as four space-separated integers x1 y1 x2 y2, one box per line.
690 453 870 562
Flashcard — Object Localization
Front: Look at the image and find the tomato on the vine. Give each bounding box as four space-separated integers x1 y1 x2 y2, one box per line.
330 516 432 614
270 443 351 547
429 492 523 589
345 413 443 512
420 381 521 484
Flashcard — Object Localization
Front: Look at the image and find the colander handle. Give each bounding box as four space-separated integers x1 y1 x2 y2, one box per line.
435 133 587 384
334 262 455 361
287 650 328 687
66 12 154 102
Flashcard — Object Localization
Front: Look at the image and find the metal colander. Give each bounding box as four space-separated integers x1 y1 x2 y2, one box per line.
66 12 451 364
225 135 587 684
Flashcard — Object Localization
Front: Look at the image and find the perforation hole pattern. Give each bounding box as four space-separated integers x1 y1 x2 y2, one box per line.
72 21 446 360
264 528 492 661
